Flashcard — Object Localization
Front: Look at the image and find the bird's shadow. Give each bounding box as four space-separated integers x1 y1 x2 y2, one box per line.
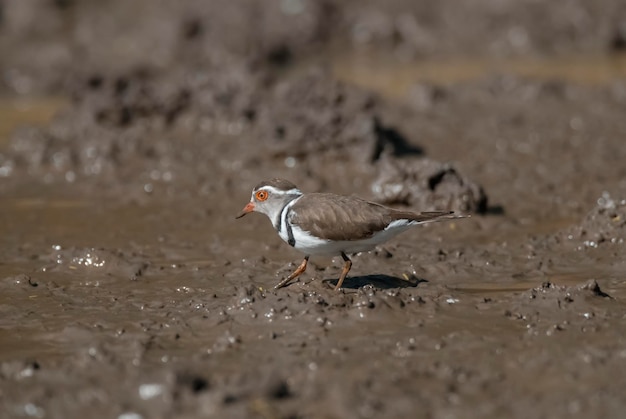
322 274 428 290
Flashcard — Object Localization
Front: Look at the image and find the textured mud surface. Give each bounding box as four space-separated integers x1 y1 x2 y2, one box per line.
2 1 626 418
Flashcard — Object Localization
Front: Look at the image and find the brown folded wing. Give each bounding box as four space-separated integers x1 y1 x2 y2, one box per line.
289 193 453 241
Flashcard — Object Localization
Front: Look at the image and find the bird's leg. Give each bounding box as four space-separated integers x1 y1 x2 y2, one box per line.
274 256 309 289
334 252 352 291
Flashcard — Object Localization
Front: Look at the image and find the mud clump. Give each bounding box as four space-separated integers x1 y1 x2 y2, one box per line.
566 192 626 247
518 279 613 306
372 155 488 213
38 246 149 280
540 192 626 251
507 280 615 336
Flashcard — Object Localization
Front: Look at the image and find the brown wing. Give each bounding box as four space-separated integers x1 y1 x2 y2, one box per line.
289 193 454 242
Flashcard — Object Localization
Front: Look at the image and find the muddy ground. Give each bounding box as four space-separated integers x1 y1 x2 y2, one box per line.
2 1 626 418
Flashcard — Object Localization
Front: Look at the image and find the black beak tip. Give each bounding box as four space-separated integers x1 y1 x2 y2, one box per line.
235 211 248 220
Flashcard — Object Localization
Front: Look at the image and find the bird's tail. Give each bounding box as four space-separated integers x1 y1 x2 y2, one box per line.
409 211 470 224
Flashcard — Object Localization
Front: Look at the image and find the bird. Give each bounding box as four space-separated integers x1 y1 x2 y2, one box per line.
236 178 465 291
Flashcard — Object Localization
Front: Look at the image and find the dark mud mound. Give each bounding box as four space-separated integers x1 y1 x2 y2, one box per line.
4 66 489 213
372 155 488 213
252 71 378 163
6 62 258 181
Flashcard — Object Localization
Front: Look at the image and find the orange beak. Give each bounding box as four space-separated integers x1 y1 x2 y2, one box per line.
235 202 255 219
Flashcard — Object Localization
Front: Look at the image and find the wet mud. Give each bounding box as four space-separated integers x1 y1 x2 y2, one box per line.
2 1 626 418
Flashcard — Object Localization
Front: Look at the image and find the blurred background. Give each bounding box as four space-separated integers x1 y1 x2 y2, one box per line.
2 0 626 96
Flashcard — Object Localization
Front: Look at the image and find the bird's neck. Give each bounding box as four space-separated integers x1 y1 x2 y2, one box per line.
272 193 302 230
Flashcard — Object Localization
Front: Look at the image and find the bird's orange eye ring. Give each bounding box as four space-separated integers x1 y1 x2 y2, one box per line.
255 190 268 201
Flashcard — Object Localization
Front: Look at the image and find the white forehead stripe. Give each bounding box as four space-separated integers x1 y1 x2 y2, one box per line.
257 186 302 195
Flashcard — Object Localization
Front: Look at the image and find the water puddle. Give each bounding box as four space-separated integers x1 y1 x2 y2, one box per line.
0 97 67 144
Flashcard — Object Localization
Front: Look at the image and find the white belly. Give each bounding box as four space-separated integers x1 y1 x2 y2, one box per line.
281 220 416 256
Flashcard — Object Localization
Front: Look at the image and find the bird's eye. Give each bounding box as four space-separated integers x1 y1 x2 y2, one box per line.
255 190 268 201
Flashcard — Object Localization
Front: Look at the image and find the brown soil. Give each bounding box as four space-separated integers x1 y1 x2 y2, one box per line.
2 1 626 418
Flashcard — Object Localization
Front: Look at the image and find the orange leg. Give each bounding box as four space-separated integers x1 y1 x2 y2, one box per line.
333 252 352 291
274 256 309 289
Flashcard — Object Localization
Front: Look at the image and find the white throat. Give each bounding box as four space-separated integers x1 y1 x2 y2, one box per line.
273 195 302 231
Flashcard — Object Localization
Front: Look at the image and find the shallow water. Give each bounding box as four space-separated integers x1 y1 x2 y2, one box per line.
330 49 626 98
0 97 66 145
